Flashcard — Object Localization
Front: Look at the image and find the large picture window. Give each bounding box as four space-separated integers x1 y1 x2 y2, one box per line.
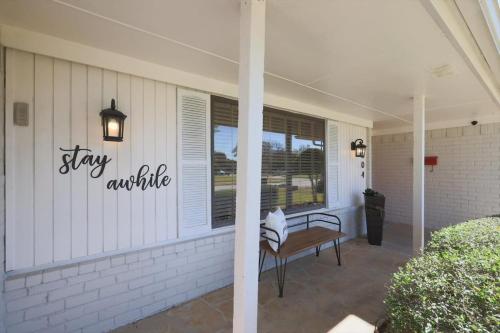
211 96 326 228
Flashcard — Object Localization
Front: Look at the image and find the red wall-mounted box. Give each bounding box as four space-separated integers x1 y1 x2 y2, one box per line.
425 156 438 166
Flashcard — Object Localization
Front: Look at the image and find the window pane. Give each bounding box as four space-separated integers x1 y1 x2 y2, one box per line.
212 98 238 228
211 96 325 229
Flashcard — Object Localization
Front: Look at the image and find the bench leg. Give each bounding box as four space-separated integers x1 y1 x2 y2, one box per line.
258 250 266 281
315 245 321 257
274 257 288 298
333 239 341 266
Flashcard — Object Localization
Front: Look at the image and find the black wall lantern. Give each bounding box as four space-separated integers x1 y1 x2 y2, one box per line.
100 99 126 142
351 139 367 158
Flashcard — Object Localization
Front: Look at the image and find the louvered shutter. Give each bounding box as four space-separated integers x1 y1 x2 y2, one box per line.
327 120 340 208
177 88 211 236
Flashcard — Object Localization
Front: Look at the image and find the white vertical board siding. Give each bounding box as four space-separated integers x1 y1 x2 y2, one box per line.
130 76 144 247
117 73 132 250
53 59 72 262
155 82 168 242
71 63 89 258
102 69 118 252
34 55 54 266
6 49 35 270
5 49 177 271
337 122 368 208
143 79 156 245
166 85 178 240
87 66 104 256
177 88 211 237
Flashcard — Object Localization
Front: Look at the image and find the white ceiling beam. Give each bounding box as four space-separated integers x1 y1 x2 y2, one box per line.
420 0 500 108
478 0 500 54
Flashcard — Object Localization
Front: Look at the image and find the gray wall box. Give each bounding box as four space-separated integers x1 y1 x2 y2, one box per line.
13 102 29 126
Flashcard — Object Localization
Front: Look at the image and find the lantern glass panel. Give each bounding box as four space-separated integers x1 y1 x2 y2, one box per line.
102 114 125 142
100 99 126 142
356 146 365 158
107 118 120 137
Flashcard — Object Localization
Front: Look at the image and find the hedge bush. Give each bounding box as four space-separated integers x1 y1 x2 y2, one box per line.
385 218 500 333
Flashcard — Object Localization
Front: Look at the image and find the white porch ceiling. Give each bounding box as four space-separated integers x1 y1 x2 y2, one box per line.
0 0 498 131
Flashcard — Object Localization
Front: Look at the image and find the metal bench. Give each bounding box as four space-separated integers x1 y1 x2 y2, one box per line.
259 212 345 297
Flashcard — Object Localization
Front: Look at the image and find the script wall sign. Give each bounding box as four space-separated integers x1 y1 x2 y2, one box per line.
59 145 172 191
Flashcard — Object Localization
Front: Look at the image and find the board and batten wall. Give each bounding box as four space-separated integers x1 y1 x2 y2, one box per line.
338 123 367 210
6 49 178 271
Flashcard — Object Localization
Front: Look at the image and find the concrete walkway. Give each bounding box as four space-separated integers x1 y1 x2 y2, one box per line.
114 223 418 333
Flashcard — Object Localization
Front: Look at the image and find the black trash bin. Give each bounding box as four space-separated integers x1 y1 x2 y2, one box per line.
363 189 385 246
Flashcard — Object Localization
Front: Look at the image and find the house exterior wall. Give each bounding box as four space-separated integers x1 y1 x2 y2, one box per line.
372 123 500 229
5 48 368 273
2 44 368 332
5 49 179 271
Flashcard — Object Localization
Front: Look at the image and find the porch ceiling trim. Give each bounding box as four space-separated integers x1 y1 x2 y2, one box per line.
373 112 500 136
420 0 500 108
48 0 393 123
0 25 373 128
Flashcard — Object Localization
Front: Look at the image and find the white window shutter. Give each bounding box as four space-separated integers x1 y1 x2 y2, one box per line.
177 88 211 237
327 120 340 209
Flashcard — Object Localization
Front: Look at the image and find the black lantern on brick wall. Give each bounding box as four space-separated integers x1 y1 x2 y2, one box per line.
100 99 126 142
351 139 366 158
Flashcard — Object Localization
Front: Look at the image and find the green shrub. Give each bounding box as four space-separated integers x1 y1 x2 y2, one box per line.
385 218 500 333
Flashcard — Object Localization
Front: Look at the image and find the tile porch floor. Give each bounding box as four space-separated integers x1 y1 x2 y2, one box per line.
114 223 430 333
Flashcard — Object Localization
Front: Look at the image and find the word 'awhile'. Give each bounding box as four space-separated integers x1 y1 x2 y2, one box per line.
106 164 171 191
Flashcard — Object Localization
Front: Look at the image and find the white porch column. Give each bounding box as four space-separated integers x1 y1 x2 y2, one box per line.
412 94 425 254
233 1 266 332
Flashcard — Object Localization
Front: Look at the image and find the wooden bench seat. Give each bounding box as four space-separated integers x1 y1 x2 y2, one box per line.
259 226 345 259
259 212 344 297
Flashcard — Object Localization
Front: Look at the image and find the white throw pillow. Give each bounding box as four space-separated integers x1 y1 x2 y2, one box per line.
274 207 288 245
265 208 288 252
274 207 286 225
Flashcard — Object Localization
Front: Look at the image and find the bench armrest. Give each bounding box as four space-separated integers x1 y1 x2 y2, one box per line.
308 212 341 225
307 212 341 233
287 212 342 233
259 223 281 253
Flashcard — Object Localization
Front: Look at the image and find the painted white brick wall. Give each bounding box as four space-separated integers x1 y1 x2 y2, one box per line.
2 233 235 333
373 123 500 229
